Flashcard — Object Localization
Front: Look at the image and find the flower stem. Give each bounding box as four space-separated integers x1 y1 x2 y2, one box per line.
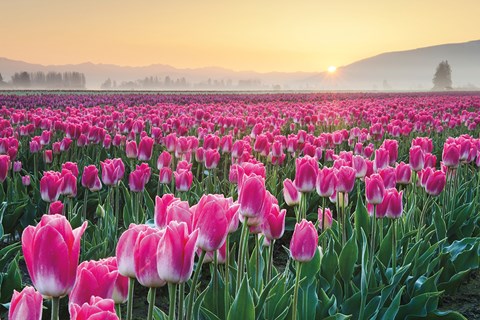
369 204 377 286
224 235 231 318
169 283 177 320
186 250 206 320
236 217 249 293
51 297 60 320
292 262 302 320
126 277 135 320
392 220 397 275
115 304 122 320
147 287 157 320
178 283 185 320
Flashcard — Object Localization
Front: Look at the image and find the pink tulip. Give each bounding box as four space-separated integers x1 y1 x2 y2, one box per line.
102 257 129 304
262 204 286 240
22 214 87 297
30 140 41 153
442 143 460 168
425 170 446 196
0 154 10 182
283 178 300 206
116 224 150 278
134 227 166 288
316 167 337 197
154 194 180 228
385 188 403 219
43 150 53 164
294 156 318 192
382 139 398 165
82 165 102 192
318 207 333 230
49 201 64 215
203 241 227 264
374 148 389 172
159 167 172 184
69 259 118 306
61 169 77 197
409 146 425 171
129 163 151 192
174 168 193 192
290 219 318 262
378 167 396 189
138 136 154 161
62 162 79 177
13 160 22 172
157 151 172 169
22 175 31 186
365 174 385 204
9 286 43 320
336 166 356 193
125 140 138 159
424 153 437 168
192 194 230 252
157 221 199 283
238 173 267 218
69 296 119 320
40 171 63 202
100 158 125 186
205 149 221 169
395 162 411 185
352 155 367 178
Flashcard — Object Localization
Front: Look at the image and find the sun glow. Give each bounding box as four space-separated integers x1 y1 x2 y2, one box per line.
327 66 337 73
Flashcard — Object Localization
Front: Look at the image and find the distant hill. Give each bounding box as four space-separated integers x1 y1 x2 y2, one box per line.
1 39 479 90
309 40 480 90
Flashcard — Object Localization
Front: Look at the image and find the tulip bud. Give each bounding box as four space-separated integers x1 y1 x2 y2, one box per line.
365 174 385 205
283 178 300 206
9 286 43 320
317 207 333 230
290 219 318 262
294 156 318 192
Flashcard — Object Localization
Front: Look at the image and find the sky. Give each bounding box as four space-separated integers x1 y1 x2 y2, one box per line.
1 0 480 73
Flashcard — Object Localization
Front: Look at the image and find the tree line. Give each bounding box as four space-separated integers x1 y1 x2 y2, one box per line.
0 71 86 89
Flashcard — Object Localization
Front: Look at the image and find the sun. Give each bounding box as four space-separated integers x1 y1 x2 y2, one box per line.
327 66 337 73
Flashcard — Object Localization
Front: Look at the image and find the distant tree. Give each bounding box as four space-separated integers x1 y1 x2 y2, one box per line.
101 78 112 90
0 73 3 82
433 60 452 90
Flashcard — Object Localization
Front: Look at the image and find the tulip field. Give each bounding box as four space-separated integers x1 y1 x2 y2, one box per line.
0 91 480 320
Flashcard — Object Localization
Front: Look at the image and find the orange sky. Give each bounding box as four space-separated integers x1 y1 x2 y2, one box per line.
1 0 479 72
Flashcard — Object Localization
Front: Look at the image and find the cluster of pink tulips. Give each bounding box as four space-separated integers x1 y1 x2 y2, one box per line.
1 92 479 320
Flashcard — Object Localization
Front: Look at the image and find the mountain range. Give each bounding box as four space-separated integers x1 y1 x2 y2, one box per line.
1 40 479 90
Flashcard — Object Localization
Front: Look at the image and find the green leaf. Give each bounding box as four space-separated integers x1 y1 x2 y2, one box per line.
321 243 339 287
300 247 321 286
0 255 22 303
299 280 318 320
354 196 369 245
153 306 168 320
379 286 403 320
378 223 393 267
228 277 255 320
339 232 358 284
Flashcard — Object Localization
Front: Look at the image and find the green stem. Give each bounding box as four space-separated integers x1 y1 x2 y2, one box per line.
115 304 122 320
224 235 230 318
392 220 397 275
186 251 206 320
126 278 135 320
369 204 377 286
169 283 177 320
83 190 89 221
178 283 185 320
254 235 260 290
51 297 60 320
292 262 302 320
147 287 157 320
266 240 275 284
213 250 218 314
236 218 249 293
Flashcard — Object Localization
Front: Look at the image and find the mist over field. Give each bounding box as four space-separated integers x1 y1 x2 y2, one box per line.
1 40 479 91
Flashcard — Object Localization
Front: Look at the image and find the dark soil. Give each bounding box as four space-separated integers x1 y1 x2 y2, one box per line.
439 270 480 319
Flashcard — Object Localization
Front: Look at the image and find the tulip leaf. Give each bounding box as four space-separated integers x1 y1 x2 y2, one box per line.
321 243 339 287
354 197 369 245
379 286 403 320
300 247 321 285
143 190 155 220
339 232 358 285
153 306 168 320
227 277 255 320
378 223 393 267
0 255 22 303
298 280 318 320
